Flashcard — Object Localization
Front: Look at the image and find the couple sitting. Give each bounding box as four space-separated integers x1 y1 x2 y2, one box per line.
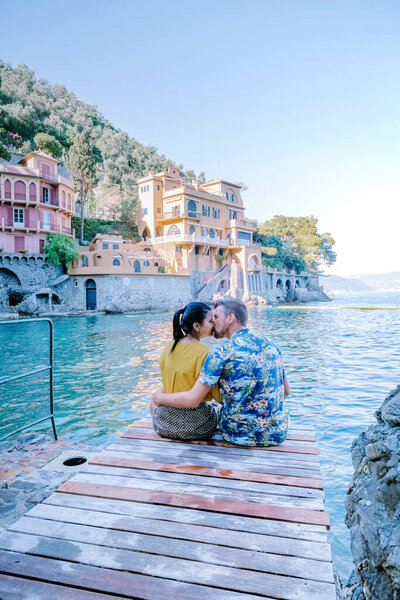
151 298 290 447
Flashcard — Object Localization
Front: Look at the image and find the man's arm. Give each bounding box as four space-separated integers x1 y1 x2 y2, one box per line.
152 380 212 409
283 377 290 397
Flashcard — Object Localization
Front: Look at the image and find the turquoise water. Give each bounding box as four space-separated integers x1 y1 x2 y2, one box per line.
1 290 400 580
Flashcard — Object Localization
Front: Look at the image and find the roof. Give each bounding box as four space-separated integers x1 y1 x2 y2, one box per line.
0 163 39 177
19 150 60 165
202 179 243 189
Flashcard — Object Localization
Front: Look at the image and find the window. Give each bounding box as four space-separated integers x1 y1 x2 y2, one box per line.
42 188 50 204
230 209 237 219
14 181 26 201
134 260 141 272
206 249 210 256
143 208 148 215
213 207 218 219
113 258 120 266
143 260 150 266
202 204 207 216
207 206 210 217
188 200 196 218
30 183 36 202
4 179 11 199
13 208 24 227
201 227 206 236
14 236 25 252
102 243 109 249
189 225 196 235
147 185 149 191
81 255 89 267
112 244 119 250
43 212 50 230
176 246 182 254
157 184 160 190
209 228 215 238
194 245 200 255
167 224 180 236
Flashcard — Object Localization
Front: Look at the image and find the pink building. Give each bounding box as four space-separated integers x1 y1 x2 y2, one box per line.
0 150 75 253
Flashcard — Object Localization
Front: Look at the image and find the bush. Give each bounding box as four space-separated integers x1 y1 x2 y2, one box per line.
44 233 79 270
18 249 27 253
71 216 138 242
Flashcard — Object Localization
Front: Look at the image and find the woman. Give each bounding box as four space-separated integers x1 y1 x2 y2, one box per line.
151 302 220 440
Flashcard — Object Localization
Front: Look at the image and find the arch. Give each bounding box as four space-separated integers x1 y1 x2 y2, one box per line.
134 260 141 273
14 181 26 201
189 225 196 235
167 224 180 236
286 279 291 289
247 254 258 269
4 179 11 199
143 260 150 267
226 188 235 202
209 228 216 238
276 278 284 290
0 268 22 287
144 247 151 252
62 190 66 208
29 183 36 202
142 228 150 240
80 255 89 267
187 199 197 218
112 258 121 266
85 279 97 310
295 279 301 288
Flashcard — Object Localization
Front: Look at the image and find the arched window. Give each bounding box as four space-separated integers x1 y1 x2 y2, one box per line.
201 227 207 237
14 181 26 201
226 189 235 202
188 199 196 218
62 191 66 208
209 228 216 238
143 260 150 267
29 183 36 202
4 180 11 199
134 260 141 272
189 225 196 235
142 228 149 240
81 255 89 267
167 224 180 236
113 258 120 266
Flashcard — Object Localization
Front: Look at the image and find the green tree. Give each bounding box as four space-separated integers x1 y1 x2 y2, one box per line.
44 233 79 271
67 133 99 245
33 132 63 158
0 127 11 160
257 215 336 271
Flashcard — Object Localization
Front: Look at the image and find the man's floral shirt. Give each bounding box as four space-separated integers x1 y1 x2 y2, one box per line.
198 328 289 446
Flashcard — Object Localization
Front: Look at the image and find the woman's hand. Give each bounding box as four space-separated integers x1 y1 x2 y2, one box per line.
152 387 164 407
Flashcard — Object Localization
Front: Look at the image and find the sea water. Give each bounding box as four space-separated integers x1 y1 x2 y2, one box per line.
1 290 400 580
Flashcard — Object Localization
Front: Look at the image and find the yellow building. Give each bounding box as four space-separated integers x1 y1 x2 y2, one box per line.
136 168 262 275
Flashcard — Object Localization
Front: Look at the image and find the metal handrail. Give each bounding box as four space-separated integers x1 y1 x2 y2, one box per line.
0 318 57 442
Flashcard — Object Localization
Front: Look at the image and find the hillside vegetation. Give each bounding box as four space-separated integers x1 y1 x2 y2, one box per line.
0 61 204 223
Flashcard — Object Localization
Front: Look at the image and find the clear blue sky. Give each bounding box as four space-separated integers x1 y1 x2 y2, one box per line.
2 0 400 275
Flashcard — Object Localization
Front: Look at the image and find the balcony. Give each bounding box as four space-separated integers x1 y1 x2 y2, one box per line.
157 211 200 223
225 218 255 229
148 233 230 247
1 217 73 236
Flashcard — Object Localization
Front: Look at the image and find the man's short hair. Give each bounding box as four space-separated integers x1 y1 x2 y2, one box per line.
214 298 248 326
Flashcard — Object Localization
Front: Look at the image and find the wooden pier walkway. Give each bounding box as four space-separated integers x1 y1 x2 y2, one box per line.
0 419 335 599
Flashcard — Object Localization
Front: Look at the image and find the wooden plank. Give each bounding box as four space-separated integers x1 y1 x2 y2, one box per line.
104 446 322 479
0 574 123 600
0 550 265 600
29 503 332 561
84 462 324 499
89 455 324 489
112 436 321 464
71 470 324 510
58 480 330 527
0 532 336 599
10 516 334 582
46 493 329 541
122 428 319 454
133 419 317 442
133 417 317 434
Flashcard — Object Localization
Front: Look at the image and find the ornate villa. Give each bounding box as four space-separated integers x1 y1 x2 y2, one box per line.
0 151 74 254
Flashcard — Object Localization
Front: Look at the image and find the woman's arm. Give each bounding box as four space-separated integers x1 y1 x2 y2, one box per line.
284 377 290 397
152 380 212 409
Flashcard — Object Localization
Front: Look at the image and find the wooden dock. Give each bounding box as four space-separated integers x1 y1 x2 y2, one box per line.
0 418 335 599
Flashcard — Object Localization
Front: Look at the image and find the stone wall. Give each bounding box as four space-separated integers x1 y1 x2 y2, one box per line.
344 386 400 600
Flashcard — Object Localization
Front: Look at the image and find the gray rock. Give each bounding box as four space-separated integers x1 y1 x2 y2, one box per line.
345 386 400 599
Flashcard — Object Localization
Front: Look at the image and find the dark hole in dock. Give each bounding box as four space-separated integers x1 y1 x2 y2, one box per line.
63 457 87 467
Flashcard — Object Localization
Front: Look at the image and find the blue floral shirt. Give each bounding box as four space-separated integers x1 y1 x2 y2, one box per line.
198 328 289 446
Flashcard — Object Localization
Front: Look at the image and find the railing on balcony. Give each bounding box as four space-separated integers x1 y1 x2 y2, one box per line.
149 234 230 247
1 217 73 236
158 211 200 220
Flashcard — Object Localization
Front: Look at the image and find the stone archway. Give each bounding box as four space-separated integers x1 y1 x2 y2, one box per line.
0 268 22 307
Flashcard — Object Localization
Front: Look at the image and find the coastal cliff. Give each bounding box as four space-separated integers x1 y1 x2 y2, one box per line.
343 385 400 599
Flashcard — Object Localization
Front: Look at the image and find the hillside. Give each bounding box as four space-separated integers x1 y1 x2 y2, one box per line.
0 60 204 220
320 275 371 295
357 272 400 291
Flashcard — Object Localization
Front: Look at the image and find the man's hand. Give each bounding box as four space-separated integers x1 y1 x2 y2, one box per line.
152 387 164 407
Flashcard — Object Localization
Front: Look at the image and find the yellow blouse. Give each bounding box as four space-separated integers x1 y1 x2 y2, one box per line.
159 340 220 403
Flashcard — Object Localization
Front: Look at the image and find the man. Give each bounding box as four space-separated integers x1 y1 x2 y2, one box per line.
152 299 290 446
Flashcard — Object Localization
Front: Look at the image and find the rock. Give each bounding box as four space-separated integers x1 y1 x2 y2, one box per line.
345 386 400 599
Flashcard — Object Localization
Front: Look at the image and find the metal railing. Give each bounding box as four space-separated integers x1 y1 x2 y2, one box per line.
0 318 57 442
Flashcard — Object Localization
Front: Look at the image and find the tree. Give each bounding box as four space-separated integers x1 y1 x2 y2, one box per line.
33 132 63 158
67 133 99 245
44 233 79 271
257 215 336 271
0 127 11 160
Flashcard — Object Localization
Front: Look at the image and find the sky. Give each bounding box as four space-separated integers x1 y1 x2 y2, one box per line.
2 0 400 276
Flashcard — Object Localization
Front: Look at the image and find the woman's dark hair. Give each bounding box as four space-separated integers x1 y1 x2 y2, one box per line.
171 302 211 353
